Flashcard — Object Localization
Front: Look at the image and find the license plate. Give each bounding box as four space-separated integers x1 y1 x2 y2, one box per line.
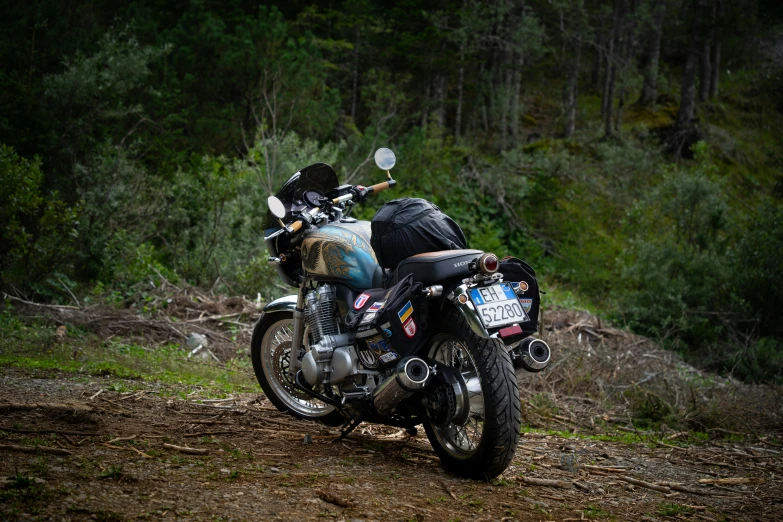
470 283 529 329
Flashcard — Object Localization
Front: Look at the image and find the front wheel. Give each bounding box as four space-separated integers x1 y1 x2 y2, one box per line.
250 312 344 426
423 305 521 479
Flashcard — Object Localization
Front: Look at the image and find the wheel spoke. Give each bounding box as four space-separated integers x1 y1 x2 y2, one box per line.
261 319 335 416
429 334 485 459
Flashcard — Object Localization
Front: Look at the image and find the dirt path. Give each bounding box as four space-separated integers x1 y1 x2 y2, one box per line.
1 368 780 521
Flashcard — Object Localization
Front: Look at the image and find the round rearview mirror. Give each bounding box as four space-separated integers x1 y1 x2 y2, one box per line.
374 148 396 170
268 196 286 219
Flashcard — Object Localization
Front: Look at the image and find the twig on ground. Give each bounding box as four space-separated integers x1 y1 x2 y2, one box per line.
0 443 73 455
518 476 574 488
107 435 136 444
0 426 98 436
618 476 671 493
315 489 354 508
162 443 207 455
698 477 766 485
0 402 96 414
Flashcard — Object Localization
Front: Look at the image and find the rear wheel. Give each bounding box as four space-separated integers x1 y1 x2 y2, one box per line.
250 312 343 426
423 305 521 479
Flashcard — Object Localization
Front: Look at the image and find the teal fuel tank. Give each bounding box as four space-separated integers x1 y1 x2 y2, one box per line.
300 221 380 290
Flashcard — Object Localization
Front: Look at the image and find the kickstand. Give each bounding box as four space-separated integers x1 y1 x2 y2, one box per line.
333 410 367 443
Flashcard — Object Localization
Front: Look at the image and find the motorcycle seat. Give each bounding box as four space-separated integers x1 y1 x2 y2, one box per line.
390 249 484 286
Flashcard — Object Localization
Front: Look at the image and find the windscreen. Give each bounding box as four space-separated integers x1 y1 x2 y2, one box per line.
264 163 339 232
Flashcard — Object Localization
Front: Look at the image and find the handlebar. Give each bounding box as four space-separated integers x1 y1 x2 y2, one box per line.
367 180 396 194
265 177 396 241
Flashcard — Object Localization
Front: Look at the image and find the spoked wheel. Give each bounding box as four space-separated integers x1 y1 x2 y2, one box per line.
251 312 343 425
423 305 521 479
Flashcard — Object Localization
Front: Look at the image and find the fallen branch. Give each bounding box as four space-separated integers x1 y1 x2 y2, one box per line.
107 435 136 444
698 477 766 485
2 292 79 310
163 443 207 455
0 402 96 414
0 443 73 456
315 489 354 508
441 480 458 500
584 465 627 473
618 476 671 493
0 426 98 436
100 443 152 458
517 476 574 488
183 431 241 438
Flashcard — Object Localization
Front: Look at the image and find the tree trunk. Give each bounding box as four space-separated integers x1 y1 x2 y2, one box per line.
511 55 524 144
421 81 431 127
436 75 446 128
674 0 708 153
709 39 720 98
351 29 360 121
699 39 712 102
592 38 604 92
455 46 465 141
563 41 582 138
638 0 666 105
602 0 625 137
708 1 722 99
615 0 635 132
500 51 512 149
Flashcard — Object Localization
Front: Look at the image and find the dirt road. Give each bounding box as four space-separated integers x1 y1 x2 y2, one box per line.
1 368 780 521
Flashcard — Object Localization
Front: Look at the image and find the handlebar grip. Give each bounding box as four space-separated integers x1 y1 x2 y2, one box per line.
369 180 396 193
289 220 304 232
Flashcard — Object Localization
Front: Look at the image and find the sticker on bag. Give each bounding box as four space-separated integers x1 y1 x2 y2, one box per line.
366 335 393 355
379 351 399 364
397 301 413 323
360 311 377 326
519 298 533 313
402 317 417 338
354 293 371 309
358 349 379 369
356 328 378 339
368 301 385 312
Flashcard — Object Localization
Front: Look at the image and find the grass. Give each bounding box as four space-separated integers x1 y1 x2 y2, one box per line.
0 311 256 396
658 502 695 517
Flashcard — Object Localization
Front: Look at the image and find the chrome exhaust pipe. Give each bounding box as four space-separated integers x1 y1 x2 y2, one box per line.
512 338 551 373
372 357 431 415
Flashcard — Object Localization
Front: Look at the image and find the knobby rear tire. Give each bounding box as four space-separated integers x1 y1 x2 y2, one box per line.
422 304 522 479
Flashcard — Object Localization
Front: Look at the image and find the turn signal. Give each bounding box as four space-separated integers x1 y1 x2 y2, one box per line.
477 253 499 274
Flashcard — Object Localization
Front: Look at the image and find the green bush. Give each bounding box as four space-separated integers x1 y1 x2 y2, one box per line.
0 144 80 292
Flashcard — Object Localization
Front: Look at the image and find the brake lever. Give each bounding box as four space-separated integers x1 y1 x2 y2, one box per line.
264 226 291 241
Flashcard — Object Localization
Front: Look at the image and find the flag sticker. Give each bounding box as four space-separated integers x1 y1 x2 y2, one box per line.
354 293 370 309
397 301 413 323
403 317 417 338
368 301 385 312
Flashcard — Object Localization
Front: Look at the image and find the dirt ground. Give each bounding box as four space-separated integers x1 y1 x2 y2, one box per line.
1 368 781 522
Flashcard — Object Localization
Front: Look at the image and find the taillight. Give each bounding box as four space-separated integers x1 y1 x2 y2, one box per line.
478 253 499 274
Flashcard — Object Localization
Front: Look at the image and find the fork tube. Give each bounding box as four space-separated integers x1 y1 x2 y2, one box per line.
288 277 310 378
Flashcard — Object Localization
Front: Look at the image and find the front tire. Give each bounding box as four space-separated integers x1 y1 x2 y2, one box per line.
250 312 343 426
423 305 521 479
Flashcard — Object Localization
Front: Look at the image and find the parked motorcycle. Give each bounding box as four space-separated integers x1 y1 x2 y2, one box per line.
252 149 551 479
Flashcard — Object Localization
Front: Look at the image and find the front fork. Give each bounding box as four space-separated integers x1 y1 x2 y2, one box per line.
288 277 311 378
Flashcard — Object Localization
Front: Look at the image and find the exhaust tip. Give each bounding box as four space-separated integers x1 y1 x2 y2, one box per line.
513 338 551 373
398 357 431 391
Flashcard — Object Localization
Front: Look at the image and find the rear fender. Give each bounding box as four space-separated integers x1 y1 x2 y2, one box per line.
445 284 494 339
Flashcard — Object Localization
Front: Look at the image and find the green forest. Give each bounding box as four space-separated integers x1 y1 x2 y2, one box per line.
1 0 782 383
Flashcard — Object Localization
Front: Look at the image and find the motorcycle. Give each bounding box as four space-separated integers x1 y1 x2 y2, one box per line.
252 148 551 479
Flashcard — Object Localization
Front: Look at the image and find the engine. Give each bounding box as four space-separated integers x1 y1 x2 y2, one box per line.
300 285 361 387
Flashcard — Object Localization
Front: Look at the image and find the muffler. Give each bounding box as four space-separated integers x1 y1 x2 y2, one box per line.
512 338 551 373
372 357 431 415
